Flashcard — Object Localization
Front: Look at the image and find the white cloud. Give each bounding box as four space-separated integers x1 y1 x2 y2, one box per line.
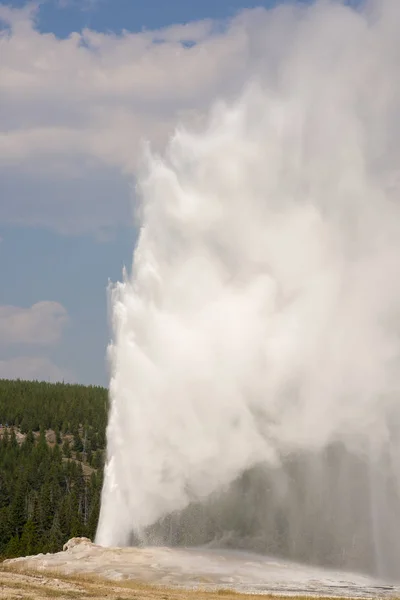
0 3 253 233
0 301 68 345
0 1 399 235
0 356 73 382
0 301 71 382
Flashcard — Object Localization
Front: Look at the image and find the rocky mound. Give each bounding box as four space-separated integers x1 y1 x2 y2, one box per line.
4 538 400 597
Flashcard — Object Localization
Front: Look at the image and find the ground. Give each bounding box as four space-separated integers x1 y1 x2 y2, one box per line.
0 564 318 600
3 540 399 600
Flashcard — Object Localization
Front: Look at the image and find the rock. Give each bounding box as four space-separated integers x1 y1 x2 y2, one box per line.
63 537 93 552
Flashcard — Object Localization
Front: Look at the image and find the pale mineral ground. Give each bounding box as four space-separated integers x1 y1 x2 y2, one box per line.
3 538 400 599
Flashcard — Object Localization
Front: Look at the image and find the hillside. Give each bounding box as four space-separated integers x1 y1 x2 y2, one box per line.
0 379 108 559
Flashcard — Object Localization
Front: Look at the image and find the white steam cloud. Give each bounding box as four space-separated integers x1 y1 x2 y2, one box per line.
97 0 400 579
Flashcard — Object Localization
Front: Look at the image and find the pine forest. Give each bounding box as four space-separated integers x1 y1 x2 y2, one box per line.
0 379 108 559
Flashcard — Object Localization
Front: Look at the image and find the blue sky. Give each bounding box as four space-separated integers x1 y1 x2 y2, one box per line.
1 0 297 385
2 0 364 386
5 0 283 37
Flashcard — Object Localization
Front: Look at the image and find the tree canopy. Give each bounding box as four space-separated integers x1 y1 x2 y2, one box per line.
0 379 108 559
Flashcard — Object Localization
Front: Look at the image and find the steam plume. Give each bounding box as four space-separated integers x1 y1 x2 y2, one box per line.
97 0 400 579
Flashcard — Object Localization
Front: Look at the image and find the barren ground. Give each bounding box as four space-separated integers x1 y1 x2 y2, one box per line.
2 540 399 600
0 565 257 600
0 565 372 600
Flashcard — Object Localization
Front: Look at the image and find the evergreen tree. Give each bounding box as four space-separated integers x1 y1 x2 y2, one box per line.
62 437 71 458
10 427 18 451
55 426 62 445
32 495 45 542
6 535 21 558
87 495 100 541
73 432 84 453
2 428 9 449
47 512 63 553
92 450 104 470
19 519 37 556
10 483 26 538
23 430 35 450
0 506 11 554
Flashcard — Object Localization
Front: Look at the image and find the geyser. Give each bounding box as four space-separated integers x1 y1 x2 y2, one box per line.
97 0 400 580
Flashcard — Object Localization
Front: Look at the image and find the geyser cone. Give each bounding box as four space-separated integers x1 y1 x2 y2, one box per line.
97 0 400 580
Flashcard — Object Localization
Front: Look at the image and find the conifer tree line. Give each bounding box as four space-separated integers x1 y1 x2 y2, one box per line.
0 379 109 559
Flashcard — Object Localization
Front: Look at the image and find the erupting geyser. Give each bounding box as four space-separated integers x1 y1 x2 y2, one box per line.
97 0 400 580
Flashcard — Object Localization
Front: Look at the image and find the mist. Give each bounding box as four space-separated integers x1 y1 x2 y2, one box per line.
96 0 400 579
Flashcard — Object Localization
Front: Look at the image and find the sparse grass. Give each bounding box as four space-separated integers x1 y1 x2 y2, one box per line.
41 589 85 599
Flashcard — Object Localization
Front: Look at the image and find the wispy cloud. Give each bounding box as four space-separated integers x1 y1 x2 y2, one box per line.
0 356 73 382
0 301 68 345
